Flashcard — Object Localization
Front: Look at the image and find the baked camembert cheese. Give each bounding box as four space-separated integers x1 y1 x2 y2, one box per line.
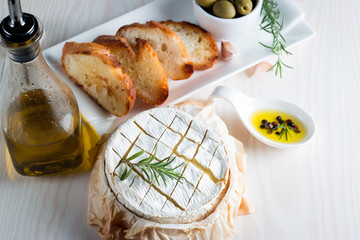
104 107 229 224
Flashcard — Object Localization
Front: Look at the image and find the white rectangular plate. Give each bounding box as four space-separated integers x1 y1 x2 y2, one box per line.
43 0 315 136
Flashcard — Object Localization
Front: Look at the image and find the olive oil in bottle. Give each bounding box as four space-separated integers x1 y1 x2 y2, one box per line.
0 0 84 176
3 90 83 176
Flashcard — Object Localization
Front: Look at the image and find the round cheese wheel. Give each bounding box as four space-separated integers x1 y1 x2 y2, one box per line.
104 107 229 223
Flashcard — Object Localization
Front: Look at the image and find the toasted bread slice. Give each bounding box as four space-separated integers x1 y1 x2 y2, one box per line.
93 35 168 105
61 42 136 117
116 21 194 80
160 20 219 70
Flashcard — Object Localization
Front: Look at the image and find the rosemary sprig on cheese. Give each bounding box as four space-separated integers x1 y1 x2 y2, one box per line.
259 0 292 77
113 145 185 186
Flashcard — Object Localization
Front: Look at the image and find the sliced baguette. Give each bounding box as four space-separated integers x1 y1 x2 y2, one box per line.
61 42 136 117
116 21 194 80
160 20 219 70
93 35 168 105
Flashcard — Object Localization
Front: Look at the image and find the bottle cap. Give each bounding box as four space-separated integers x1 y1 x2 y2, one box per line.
0 13 39 45
0 0 42 48
0 0 42 62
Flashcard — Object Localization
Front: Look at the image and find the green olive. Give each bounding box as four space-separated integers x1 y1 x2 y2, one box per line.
212 1 236 19
225 0 235 4
235 0 253 15
219 0 235 3
196 0 217 8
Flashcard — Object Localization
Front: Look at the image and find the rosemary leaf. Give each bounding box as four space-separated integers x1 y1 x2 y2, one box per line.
171 162 185 171
122 166 132 180
152 168 159 185
120 166 128 180
154 160 170 168
137 157 151 165
158 171 167 186
142 168 151 182
126 150 144 161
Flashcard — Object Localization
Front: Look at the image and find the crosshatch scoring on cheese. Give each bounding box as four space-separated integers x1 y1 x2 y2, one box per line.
104 107 229 224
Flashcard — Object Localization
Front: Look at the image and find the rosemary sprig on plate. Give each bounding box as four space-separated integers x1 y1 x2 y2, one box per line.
113 145 185 186
260 0 292 77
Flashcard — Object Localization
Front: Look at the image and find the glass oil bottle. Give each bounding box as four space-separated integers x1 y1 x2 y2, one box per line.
0 0 83 176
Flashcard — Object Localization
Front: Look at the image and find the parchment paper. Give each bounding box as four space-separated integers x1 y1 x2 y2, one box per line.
88 100 254 239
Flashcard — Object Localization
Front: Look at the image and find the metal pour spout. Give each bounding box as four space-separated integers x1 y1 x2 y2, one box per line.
8 0 25 27
0 0 43 62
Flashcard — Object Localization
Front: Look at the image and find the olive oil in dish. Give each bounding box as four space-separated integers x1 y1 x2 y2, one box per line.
251 110 306 143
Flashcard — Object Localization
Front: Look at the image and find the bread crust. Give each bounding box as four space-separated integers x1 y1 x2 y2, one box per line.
62 41 121 68
93 35 169 105
93 35 136 58
160 20 219 70
62 42 136 117
132 38 169 104
116 21 194 80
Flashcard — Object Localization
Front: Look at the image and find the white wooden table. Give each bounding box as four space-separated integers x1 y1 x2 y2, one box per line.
1 0 359 239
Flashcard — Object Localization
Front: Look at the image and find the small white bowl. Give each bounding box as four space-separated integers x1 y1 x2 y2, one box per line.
192 0 263 42
208 86 317 149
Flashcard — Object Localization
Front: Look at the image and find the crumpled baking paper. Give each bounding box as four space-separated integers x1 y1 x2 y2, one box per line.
88 100 254 239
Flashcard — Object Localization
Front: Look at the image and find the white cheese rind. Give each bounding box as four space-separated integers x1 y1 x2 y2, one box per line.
104 107 229 223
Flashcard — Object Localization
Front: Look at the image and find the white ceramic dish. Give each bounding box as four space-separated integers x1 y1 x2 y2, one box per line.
208 86 316 148
42 0 315 136
193 0 263 42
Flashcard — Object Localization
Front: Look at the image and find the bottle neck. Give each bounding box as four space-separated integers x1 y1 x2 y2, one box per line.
7 41 40 62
